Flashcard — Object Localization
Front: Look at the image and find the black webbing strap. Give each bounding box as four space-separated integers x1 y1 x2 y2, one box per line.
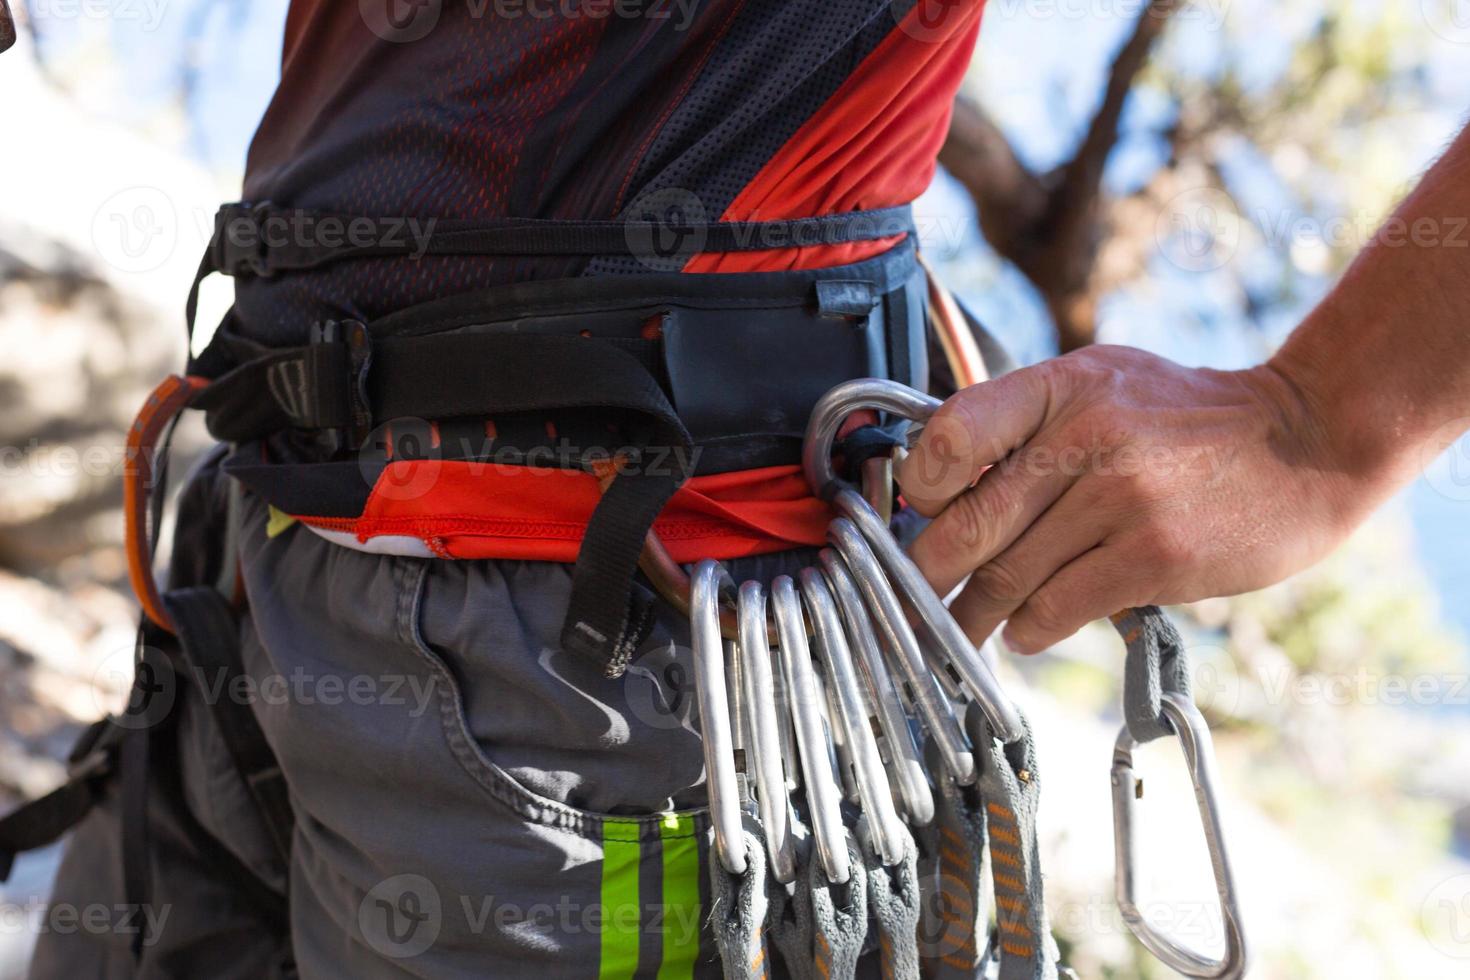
0 717 119 881
186 201 915 339
193 332 666 446
196 333 694 672
375 334 695 673
162 586 294 866
120 722 152 958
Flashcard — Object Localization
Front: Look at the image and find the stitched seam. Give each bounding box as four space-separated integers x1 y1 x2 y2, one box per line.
400 559 709 841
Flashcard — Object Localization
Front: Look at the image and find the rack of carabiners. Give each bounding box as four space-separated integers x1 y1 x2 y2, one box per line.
671 379 1249 980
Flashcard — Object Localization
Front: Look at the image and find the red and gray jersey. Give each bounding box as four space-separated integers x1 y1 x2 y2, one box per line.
236 0 985 344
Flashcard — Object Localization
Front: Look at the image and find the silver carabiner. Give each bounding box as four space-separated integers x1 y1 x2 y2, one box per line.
799 568 908 866
825 517 975 785
818 547 934 826
1112 692 1248 980
735 580 798 884
801 378 1024 744
771 575 851 885
690 559 747 875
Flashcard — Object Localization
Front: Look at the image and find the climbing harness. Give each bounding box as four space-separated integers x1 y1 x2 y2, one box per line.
0 193 1250 978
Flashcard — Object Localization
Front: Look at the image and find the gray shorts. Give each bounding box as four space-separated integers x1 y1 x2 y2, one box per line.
32 490 917 978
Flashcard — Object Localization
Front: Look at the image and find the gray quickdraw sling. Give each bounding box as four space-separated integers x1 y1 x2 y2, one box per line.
692 377 1250 980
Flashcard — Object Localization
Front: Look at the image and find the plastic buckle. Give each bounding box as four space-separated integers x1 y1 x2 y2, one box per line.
308 319 373 453
214 200 279 279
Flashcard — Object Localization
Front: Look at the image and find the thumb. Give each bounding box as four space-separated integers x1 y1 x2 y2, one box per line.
896 366 1052 516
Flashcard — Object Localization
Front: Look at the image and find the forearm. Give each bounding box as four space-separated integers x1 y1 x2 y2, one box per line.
1270 124 1470 518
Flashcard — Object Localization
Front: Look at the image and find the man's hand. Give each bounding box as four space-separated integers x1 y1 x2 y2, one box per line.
900 120 1470 655
896 345 1360 654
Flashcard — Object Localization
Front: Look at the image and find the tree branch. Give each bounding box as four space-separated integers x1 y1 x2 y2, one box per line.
941 0 1180 351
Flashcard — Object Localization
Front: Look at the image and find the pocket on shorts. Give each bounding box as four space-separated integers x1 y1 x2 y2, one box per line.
409 554 711 838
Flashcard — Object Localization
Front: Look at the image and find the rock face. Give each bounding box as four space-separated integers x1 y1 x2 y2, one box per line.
0 241 177 812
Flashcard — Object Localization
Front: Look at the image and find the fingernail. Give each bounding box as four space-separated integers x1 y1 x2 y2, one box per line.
1000 626 1035 656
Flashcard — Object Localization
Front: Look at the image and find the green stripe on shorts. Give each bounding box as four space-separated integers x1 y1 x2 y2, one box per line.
600 819 642 980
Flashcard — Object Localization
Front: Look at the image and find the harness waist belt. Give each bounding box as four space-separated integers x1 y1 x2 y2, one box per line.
163 201 925 674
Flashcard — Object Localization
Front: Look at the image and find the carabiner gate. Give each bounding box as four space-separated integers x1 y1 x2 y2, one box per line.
1111 692 1248 980
801 378 1024 744
691 560 747 875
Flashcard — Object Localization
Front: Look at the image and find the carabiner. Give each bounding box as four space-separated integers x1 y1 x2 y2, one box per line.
690 560 747 875
799 568 907 866
771 575 851 885
735 580 798 884
825 517 975 786
1111 692 1248 980
817 548 934 826
801 378 1024 744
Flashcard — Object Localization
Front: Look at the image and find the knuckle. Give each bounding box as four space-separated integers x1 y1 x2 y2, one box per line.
1145 523 1194 569
970 556 1029 606
943 488 998 558
1020 589 1070 638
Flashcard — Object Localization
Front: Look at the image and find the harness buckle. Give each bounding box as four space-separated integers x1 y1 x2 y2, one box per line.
213 200 280 278
1111 692 1248 979
307 318 372 454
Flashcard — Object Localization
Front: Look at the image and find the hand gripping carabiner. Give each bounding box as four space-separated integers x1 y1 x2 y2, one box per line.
1111 692 1248 980
801 378 1023 744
